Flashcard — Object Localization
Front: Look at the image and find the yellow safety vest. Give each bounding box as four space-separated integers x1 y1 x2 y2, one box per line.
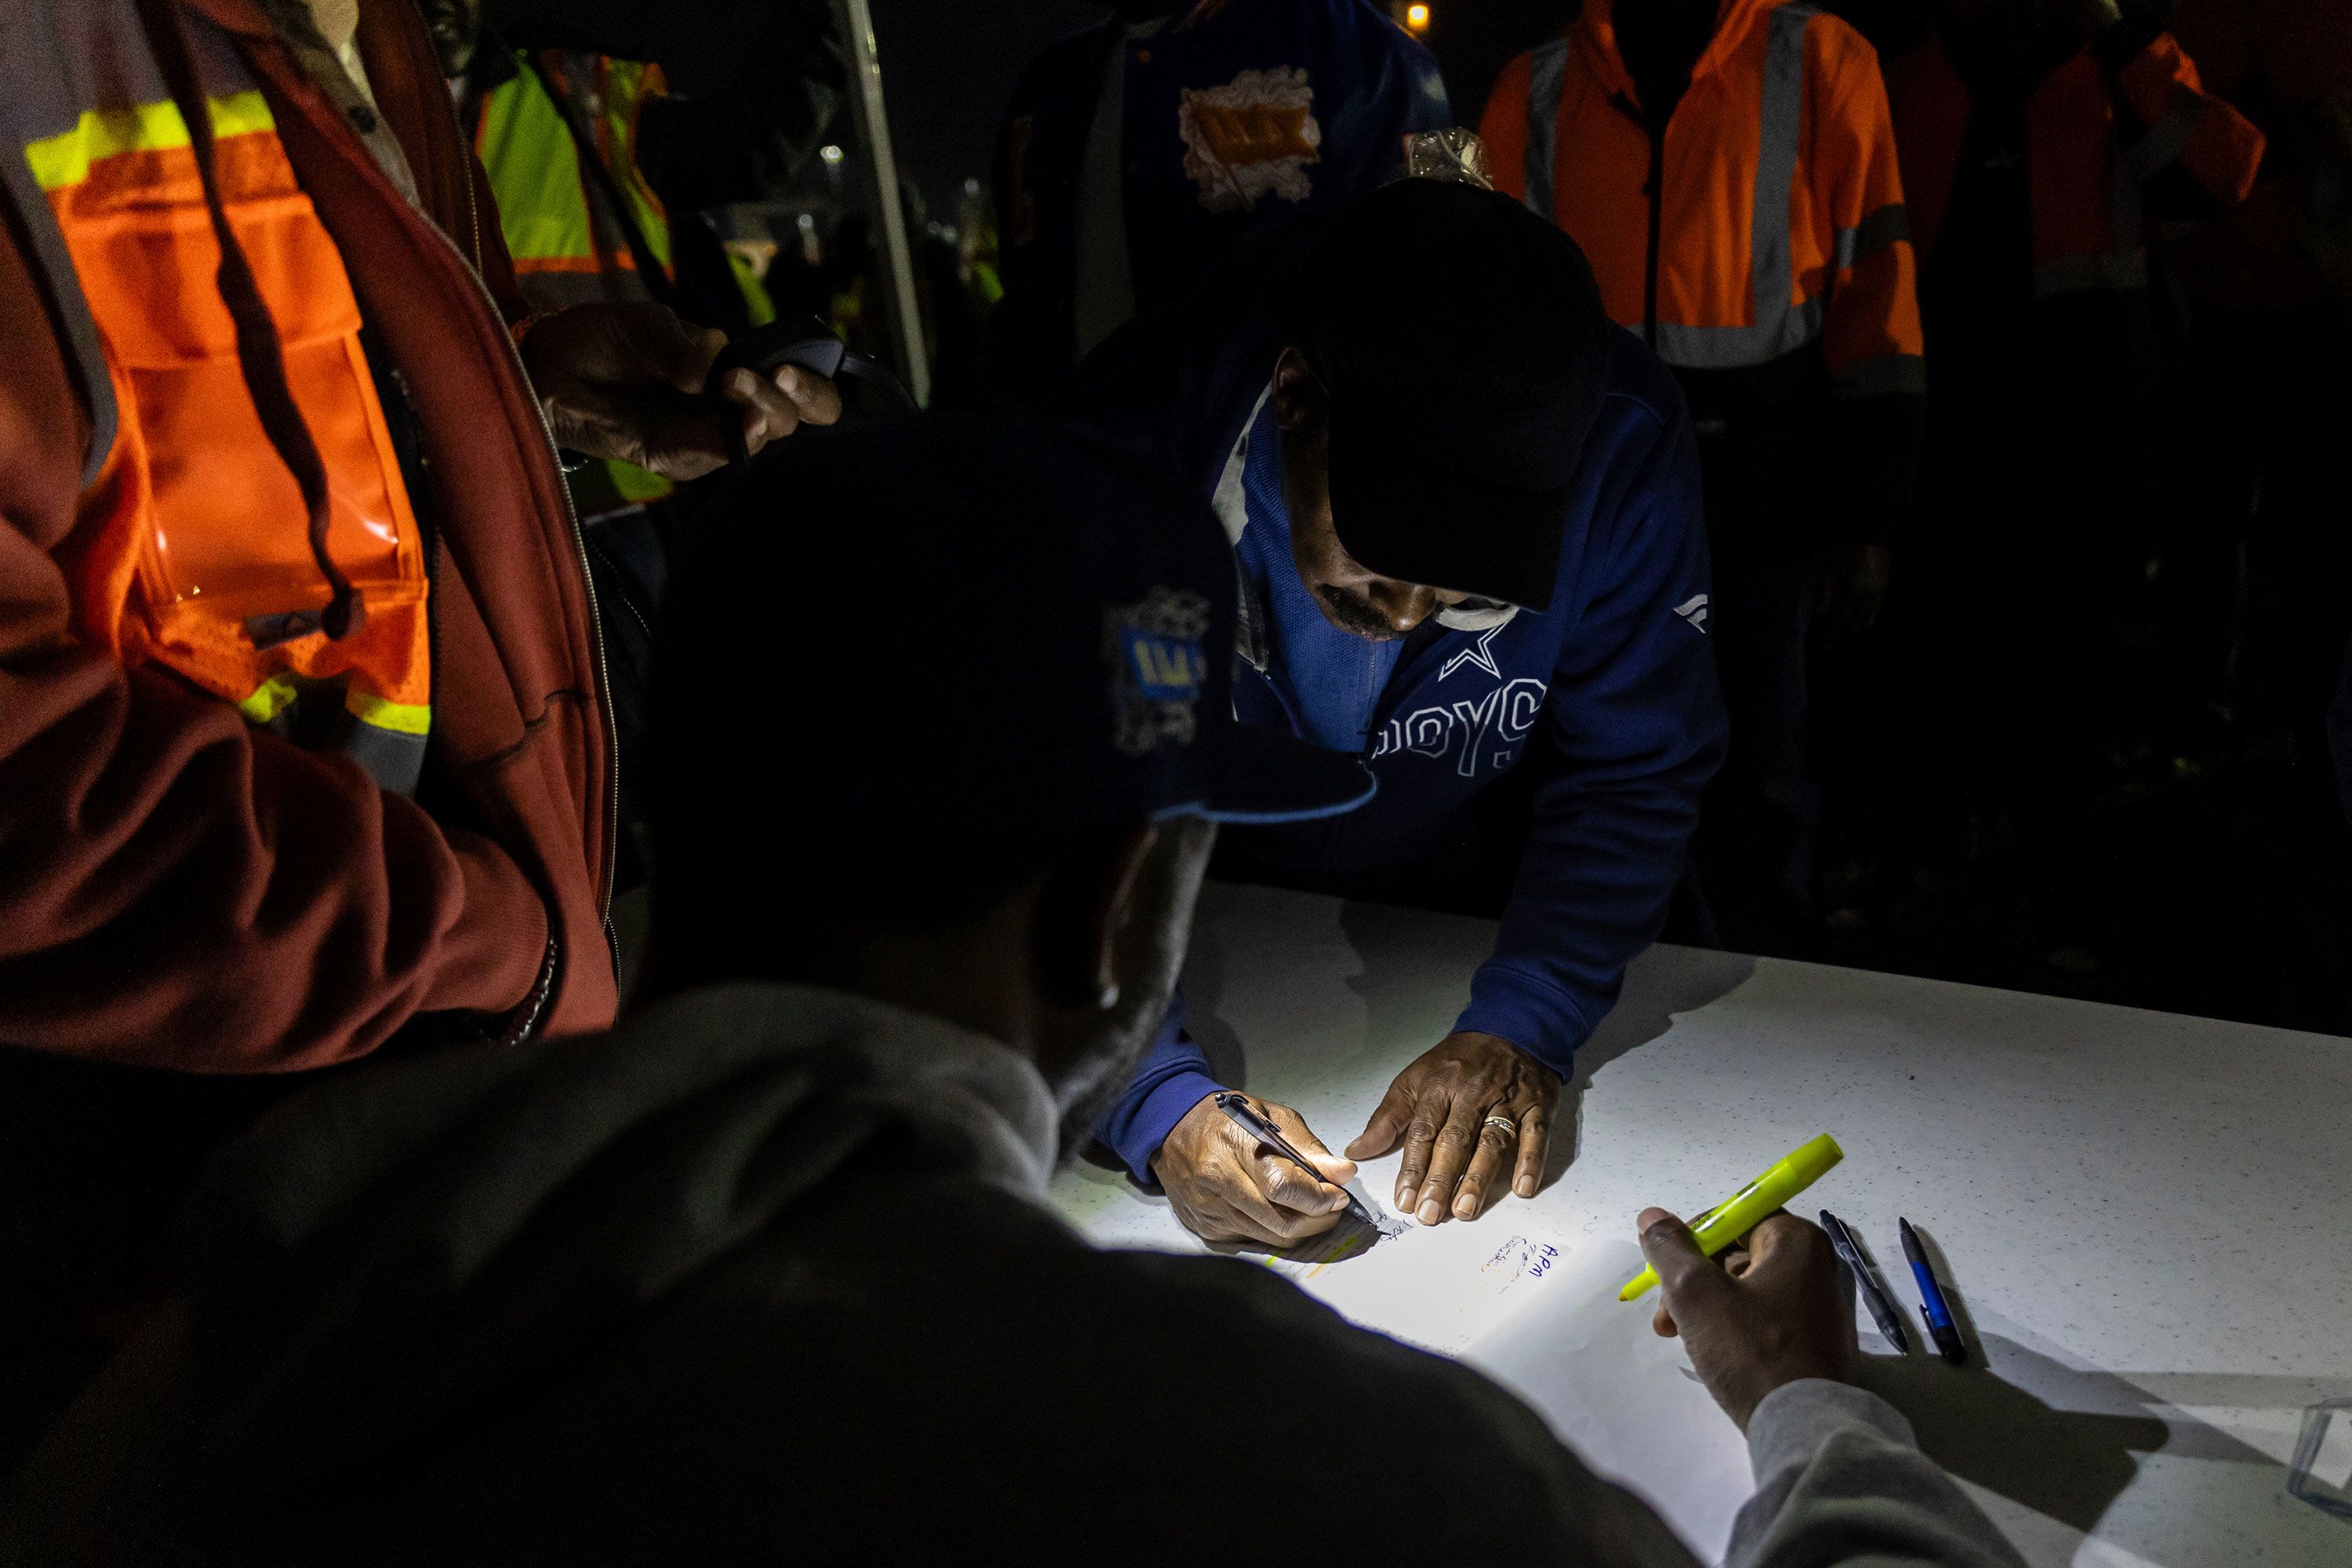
474 52 676 513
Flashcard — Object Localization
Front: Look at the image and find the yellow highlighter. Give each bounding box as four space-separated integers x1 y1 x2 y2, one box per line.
1618 1133 1845 1301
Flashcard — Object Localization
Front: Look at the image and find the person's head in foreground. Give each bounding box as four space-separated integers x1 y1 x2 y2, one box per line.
1264 176 1610 640
639 417 1374 1148
0 424 2016 1568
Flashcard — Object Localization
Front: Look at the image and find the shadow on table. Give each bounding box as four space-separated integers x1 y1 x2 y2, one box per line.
1865 1330 2312 1548
1866 1338 2172 1532
1574 946 1759 1084
1193 895 1505 1091
1550 946 1759 1184
1178 898 1249 1086
1877 1221 2299 1538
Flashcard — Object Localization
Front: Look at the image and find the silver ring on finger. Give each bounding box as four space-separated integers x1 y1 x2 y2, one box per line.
1481 1113 1517 1140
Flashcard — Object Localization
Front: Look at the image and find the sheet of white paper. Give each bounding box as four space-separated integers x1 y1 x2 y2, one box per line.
1462 1236 1749 1559
1235 1189 1575 1356
1054 1167 1581 1358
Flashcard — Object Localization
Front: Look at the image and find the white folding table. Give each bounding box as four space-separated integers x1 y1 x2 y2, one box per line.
1047 883 2352 1566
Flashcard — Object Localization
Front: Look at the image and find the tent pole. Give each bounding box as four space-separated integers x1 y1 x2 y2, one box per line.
837 0 931 407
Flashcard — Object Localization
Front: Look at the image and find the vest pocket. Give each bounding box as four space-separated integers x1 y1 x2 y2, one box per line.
57 145 426 696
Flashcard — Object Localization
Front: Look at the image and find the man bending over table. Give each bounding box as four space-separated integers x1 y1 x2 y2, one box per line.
5 423 2017 1568
1066 176 1726 1242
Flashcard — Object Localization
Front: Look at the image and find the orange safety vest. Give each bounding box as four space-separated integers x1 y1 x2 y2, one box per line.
2 0 433 791
1480 0 1924 397
1886 31 2267 299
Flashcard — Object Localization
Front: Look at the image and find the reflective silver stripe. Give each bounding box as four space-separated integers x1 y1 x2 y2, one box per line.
2036 90 2173 300
2047 93 2188 300
514 266 655 313
1834 201 1910 270
340 720 428 797
0 1 249 488
0 147 117 488
1745 4 1813 355
2034 251 2148 296
1523 9 1823 368
1833 353 1926 397
1651 5 1818 371
0 0 119 482
2122 95 2203 183
1652 295 1824 367
1521 37 1567 224
2038 120 2163 300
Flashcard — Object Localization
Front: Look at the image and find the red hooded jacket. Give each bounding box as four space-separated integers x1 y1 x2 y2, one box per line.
0 0 617 1072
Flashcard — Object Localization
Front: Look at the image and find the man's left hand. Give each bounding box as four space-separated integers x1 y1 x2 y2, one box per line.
521 301 841 481
1346 1031 1559 1225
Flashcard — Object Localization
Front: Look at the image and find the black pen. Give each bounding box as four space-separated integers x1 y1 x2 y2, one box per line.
1214 1092 1377 1230
1819 1209 1911 1353
1899 1218 1969 1366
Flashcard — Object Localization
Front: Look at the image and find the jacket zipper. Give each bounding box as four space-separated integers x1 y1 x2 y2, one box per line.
1609 92 1665 350
1642 120 1664 349
448 90 618 973
433 95 623 977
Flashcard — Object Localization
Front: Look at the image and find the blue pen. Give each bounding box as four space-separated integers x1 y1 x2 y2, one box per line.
1899 1218 1968 1366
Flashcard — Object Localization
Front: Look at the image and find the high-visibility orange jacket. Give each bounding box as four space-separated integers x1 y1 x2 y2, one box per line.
1481 0 1922 398
1481 0 1922 554
1886 25 2266 299
0 0 615 1070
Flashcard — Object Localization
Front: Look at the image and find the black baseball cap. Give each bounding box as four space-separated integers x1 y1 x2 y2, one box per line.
655 417 1374 882
1294 179 1613 615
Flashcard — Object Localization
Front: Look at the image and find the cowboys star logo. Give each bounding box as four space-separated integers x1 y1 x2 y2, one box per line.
1440 625 1505 682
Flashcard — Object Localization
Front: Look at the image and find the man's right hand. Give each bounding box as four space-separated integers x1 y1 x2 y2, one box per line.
521 302 840 480
1152 1093 1357 1247
1639 1207 1857 1431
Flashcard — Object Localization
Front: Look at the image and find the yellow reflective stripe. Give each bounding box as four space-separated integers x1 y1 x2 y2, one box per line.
729 249 777 327
235 672 303 726
24 89 275 193
346 690 431 737
607 458 673 503
477 62 597 267
599 60 671 272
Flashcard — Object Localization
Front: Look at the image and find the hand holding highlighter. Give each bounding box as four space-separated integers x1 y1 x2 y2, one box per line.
1619 1134 1845 1301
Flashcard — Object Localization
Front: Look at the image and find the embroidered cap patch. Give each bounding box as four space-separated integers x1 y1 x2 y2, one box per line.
1177 67 1320 212
1107 586 1210 755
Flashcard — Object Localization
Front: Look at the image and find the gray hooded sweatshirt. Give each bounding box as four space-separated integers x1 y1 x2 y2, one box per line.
2 984 2024 1566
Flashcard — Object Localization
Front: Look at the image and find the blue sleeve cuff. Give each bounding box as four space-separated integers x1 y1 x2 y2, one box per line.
1456 962 1592 1079
1102 1068 1223 1186
1092 995 1225 1182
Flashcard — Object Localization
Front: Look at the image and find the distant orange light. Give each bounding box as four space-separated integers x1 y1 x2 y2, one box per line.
1406 3 1429 29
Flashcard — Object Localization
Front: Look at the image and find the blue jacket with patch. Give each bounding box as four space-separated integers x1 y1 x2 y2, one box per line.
989 0 1450 401
1062 218 1728 1181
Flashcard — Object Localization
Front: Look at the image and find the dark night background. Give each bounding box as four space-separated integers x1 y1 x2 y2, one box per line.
852 0 2352 1040
866 1 1587 216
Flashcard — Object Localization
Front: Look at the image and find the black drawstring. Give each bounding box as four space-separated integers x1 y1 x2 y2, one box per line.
132 0 363 644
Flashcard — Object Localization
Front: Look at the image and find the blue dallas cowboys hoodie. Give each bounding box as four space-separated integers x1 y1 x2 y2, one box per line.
1058 216 1727 1181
